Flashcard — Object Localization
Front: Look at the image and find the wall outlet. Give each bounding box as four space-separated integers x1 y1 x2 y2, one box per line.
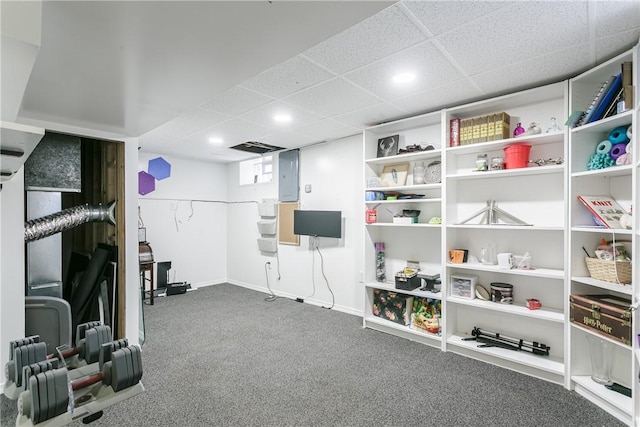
305 184 312 193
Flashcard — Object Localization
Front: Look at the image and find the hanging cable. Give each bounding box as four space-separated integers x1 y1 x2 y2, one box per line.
316 240 335 309
264 262 278 302
304 236 318 300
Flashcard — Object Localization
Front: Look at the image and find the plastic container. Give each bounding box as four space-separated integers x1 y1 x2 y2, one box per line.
503 144 531 169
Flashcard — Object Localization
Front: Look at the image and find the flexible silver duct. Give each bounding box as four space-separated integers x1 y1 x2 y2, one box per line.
25 202 116 242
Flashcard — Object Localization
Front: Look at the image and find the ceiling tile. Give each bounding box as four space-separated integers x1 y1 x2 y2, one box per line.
334 102 408 128
403 1 511 36
259 131 317 149
284 78 381 117
140 107 231 144
596 29 640 62
595 1 640 38
240 100 324 128
302 4 427 74
437 1 589 76
344 40 463 101
390 79 483 114
181 117 275 147
240 55 335 98
295 118 361 142
200 86 274 116
472 44 593 97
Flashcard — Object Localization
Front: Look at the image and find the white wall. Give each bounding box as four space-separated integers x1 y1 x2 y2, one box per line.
227 135 364 315
137 153 228 288
0 169 26 390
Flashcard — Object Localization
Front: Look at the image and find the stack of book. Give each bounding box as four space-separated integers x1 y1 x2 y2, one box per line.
569 61 633 128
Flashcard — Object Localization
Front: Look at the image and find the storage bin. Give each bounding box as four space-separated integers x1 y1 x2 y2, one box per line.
257 219 277 235
585 257 632 284
372 289 413 325
569 293 632 346
257 237 277 253
503 143 531 169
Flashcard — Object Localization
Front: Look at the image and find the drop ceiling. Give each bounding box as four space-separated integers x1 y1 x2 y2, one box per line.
5 1 640 163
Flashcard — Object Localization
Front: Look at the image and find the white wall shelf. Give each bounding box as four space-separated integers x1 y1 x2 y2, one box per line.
361 41 639 425
447 296 564 322
365 282 442 300
447 263 564 279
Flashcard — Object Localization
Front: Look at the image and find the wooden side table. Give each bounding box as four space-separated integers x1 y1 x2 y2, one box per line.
140 261 155 305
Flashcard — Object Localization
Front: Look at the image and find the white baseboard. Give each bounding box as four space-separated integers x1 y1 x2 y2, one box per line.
226 279 363 318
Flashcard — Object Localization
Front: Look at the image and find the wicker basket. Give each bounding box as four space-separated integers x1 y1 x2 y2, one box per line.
585 257 632 284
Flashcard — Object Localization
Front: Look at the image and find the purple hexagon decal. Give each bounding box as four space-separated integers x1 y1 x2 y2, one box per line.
148 157 171 180
138 171 155 195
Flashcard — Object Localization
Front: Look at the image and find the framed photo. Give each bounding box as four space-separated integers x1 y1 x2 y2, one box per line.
377 134 399 158
380 163 409 187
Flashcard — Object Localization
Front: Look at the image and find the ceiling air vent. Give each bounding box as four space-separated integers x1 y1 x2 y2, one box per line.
230 141 284 154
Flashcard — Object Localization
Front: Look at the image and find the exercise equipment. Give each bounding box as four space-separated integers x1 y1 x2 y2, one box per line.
462 326 550 356
4 323 112 400
16 341 143 426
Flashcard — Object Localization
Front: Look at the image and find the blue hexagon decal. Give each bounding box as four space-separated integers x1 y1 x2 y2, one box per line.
148 157 171 180
138 171 155 195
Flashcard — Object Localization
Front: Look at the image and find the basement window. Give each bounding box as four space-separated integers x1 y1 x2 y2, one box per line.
239 156 273 185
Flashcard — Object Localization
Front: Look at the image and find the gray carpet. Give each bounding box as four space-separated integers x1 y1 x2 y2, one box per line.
2 283 625 426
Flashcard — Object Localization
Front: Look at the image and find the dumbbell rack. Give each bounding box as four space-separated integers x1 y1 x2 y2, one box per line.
15 380 145 427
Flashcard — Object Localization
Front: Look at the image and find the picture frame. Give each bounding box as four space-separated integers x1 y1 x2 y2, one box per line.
377 134 399 158
380 163 409 187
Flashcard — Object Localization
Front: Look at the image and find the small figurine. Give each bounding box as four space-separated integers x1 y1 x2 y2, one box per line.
522 122 542 136
546 117 560 133
513 123 525 137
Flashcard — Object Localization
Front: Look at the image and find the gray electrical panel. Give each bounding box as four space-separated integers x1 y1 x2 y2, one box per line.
278 149 299 202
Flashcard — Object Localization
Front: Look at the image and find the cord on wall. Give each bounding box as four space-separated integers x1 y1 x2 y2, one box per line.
316 239 335 309
264 261 279 302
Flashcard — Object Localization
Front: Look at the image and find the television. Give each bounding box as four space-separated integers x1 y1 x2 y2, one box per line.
294 210 342 238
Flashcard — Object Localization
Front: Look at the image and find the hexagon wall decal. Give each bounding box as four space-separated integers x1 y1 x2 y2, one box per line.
148 157 171 180
138 171 155 195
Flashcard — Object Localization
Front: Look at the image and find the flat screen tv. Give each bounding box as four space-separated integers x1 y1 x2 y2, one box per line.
293 210 342 238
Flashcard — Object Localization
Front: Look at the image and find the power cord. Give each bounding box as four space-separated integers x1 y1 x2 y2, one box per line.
264 261 279 302
315 239 335 309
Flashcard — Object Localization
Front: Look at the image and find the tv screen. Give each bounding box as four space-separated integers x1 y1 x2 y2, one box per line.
294 210 342 238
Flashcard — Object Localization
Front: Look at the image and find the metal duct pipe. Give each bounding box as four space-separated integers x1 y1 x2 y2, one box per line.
25 201 116 243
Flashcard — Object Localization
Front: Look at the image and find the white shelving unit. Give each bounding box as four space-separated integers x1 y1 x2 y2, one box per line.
443 80 568 386
362 111 444 350
361 41 639 425
567 46 638 426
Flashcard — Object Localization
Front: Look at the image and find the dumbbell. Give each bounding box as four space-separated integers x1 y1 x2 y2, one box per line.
5 323 111 398
18 342 143 425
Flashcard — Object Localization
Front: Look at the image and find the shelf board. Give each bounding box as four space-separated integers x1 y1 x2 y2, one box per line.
571 226 633 235
365 198 442 205
365 149 441 165
366 222 442 228
363 315 442 343
570 110 633 134
446 131 564 155
365 282 443 299
447 224 562 231
569 323 632 350
447 296 564 322
447 262 564 279
571 276 632 295
572 375 632 417
365 183 441 192
571 165 632 178
448 164 564 180
447 333 564 375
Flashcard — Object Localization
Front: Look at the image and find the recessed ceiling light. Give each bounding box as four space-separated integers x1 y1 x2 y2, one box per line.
208 137 223 144
392 72 416 84
274 114 292 123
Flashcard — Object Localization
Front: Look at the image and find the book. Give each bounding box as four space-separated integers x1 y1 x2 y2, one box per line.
449 118 460 147
577 195 629 229
587 72 622 124
577 77 613 126
622 61 633 109
565 110 584 128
